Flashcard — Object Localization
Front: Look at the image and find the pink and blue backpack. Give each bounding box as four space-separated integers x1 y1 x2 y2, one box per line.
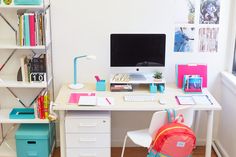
147 109 196 157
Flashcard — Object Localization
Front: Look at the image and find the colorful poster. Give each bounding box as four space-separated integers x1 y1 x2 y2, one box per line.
174 27 195 52
175 0 195 24
200 0 220 24
198 28 219 52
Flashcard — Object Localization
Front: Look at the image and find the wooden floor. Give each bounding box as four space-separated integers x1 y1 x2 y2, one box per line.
52 146 217 157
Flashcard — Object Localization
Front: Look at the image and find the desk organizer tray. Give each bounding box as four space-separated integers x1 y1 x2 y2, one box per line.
9 108 35 119
14 0 42 5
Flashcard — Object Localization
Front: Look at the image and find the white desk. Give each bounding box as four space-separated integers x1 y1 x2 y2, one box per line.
54 83 221 157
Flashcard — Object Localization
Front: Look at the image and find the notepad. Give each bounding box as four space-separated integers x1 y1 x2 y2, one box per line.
175 96 195 105
176 95 213 105
78 96 97 106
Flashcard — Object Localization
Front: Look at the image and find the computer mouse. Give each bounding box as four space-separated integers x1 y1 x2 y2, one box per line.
159 98 167 105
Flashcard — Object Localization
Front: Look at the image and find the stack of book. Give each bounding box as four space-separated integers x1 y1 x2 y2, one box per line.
35 91 50 119
18 55 46 82
17 11 45 46
182 75 202 93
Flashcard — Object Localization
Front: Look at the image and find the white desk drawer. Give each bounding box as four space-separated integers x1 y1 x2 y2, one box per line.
65 118 110 133
66 133 110 148
66 148 110 157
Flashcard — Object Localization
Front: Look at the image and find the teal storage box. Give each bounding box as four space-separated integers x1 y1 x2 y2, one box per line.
14 0 42 5
9 108 35 119
15 124 50 157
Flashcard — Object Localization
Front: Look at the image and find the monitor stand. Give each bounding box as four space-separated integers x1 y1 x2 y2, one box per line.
129 73 146 81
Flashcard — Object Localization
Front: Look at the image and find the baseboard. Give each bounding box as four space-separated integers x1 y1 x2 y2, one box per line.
213 140 230 157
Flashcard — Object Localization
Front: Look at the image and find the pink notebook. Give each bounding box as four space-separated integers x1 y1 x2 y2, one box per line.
68 93 96 104
29 14 36 46
176 64 207 88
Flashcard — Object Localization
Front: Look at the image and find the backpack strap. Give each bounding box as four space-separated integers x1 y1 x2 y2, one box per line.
165 109 176 123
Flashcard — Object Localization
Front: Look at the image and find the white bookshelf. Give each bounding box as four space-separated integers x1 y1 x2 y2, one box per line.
0 0 54 155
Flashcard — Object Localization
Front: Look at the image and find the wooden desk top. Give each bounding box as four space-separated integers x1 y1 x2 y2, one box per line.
54 83 221 111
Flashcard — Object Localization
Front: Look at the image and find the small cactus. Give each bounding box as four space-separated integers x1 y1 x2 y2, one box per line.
153 72 162 79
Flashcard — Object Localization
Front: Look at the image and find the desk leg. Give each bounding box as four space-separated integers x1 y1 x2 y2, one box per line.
59 111 66 157
205 110 214 157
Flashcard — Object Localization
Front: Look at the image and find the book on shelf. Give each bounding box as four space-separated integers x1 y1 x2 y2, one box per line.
35 90 50 119
20 55 30 82
17 10 46 46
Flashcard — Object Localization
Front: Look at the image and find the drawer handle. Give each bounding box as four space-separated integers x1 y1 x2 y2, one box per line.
79 138 97 142
79 153 96 157
79 123 97 127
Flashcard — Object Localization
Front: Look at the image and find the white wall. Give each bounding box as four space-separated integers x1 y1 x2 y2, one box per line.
50 0 231 146
216 72 236 157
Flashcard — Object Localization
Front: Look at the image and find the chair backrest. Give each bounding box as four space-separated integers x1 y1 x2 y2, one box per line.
148 107 194 138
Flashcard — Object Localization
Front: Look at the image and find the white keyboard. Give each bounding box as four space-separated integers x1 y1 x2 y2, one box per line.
124 95 157 102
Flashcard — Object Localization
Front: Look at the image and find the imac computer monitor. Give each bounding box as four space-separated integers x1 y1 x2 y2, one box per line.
110 34 166 75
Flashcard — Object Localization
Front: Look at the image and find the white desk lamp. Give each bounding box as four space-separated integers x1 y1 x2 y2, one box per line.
69 55 96 89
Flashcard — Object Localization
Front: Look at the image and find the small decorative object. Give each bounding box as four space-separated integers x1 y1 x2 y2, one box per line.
3 0 12 5
153 71 162 81
149 84 157 93
69 55 96 89
30 73 46 82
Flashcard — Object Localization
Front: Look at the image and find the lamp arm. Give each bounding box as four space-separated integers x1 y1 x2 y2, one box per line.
73 55 87 85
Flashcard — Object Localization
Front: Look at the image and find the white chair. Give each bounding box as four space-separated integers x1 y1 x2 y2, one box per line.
120 107 194 157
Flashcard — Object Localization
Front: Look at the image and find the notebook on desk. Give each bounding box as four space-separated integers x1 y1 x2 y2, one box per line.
68 92 96 106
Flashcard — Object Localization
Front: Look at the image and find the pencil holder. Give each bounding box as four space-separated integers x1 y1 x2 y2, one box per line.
149 84 157 93
157 84 165 93
96 80 106 91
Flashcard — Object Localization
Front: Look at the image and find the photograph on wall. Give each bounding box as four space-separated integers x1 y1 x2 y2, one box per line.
174 0 195 24
200 0 220 24
174 27 195 53
198 28 219 52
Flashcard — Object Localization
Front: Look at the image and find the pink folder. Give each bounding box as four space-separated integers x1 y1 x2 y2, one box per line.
68 93 96 104
176 64 207 88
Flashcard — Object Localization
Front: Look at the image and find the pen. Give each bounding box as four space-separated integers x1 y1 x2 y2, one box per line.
95 75 101 81
105 97 111 105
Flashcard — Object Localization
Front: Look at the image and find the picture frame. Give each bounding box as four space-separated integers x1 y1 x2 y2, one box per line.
183 75 202 93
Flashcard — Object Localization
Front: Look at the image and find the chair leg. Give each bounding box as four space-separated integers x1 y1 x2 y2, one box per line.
121 135 128 157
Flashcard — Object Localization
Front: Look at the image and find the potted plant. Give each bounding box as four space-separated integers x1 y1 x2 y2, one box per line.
153 72 163 82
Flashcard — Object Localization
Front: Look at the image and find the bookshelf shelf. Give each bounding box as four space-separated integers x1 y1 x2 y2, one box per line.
0 109 49 123
0 76 52 88
0 45 46 50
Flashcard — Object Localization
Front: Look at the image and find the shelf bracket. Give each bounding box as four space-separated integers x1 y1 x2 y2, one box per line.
6 88 46 108
0 49 16 72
